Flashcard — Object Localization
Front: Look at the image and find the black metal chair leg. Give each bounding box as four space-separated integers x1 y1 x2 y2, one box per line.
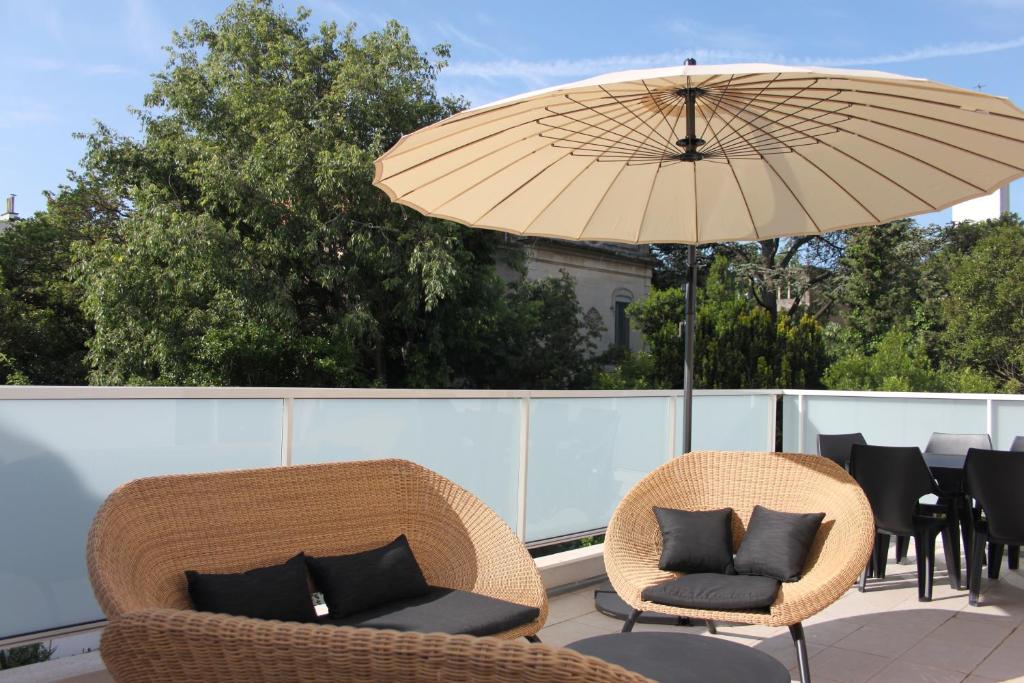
1010 545 1020 570
621 609 641 633
858 562 869 592
989 543 1004 579
525 634 541 643
790 622 811 683
970 529 987 606
914 530 928 601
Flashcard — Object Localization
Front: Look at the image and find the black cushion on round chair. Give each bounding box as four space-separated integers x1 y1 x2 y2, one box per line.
733 505 825 582
653 506 735 574
641 573 780 611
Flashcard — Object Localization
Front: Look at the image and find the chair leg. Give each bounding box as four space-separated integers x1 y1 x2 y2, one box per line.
621 609 641 633
858 562 869 592
940 524 961 590
989 543 1004 579
970 529 988 606
790 623 811 683
914 531 928 601
525 634 541 643
705 619 717 635
875 533 892 579
1010 545 1020 570
895 535 909 563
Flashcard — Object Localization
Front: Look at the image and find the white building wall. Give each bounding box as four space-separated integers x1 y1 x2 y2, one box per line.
951 185 1010 222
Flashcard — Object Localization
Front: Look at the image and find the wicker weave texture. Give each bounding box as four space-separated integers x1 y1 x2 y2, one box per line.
101 609 655 683
87 459 547 641
605 451 874 626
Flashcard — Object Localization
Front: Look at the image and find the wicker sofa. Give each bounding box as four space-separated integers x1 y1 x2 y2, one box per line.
605 451 875 683
88 459 564 682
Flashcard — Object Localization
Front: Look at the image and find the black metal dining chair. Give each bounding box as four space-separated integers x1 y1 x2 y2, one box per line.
817 433 866 469
1010 436 1024 452
925 432 993 454
850 444 961 601
965 448 1024 606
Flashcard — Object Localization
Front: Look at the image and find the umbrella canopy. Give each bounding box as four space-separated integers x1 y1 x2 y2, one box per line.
373 62 1024 454
374 62 1024 244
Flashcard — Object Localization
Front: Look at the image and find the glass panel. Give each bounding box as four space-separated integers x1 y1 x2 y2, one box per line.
678 394 776 453
526 397 669 543
0 399 282 640
798 395 987 454
291 398 521 531
993 400 1024 450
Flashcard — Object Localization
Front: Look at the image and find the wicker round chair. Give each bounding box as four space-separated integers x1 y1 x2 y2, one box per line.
88 459 549 681
605 451 874 683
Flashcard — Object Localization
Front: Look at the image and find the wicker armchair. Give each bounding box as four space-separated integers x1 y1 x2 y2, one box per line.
88 459 550 681
605 451 874 683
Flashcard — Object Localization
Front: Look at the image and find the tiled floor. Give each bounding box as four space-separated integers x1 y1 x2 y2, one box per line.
540 550 1024 683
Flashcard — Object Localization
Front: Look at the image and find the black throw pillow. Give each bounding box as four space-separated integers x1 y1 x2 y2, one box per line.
733 506 825 582
185 553 316 622
653 506 735 574
307 535 430 618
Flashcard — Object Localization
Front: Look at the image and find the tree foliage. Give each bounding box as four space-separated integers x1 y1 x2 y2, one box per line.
62 1 597 388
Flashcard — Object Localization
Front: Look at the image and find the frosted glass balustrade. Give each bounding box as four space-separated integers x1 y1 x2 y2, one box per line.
0 398 283 640
291 398 521 530
678 393 776 453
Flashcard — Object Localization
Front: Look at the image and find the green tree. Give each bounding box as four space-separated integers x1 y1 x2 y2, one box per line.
939 217 1024 392
607 257 826 389
70 1 595 389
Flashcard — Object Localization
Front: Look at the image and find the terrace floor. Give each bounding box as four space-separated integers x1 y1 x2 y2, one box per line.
542 552 1024 683
12 546 1024 683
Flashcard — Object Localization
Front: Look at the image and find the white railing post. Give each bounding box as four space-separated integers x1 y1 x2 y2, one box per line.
767 391 779 452
281 397 294 466
667 394 678 459
986 398 995 445
797 393 807 454
516 395 531 541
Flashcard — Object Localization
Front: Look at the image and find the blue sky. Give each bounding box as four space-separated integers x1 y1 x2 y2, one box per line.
3 0 1024 223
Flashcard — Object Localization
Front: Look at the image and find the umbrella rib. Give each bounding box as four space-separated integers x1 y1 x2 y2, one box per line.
706 74 783 154
709 105 823 232
521 157 605 233
701 98 880 223
745 90 1024 148
697 76 734 144
724 156 761 240
714 93 997 192
702 83 836 154
574 162 630 240
721 101 938 211
642 80 681 149
546 98 678 156
599 85 678 149
633 164 661 243
540 105 680 159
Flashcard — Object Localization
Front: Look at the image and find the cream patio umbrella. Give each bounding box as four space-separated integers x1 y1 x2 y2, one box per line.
373 60 1024 452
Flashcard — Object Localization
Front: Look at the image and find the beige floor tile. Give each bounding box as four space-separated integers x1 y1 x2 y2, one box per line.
973 638 1024 681
807 646 892 683
537 616 612 648
833 624 930 659
544 589 597 625
929 614 1016 648
867 658 965 683
900 636 994 674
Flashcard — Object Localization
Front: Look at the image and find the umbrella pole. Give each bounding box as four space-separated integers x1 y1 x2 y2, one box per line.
682 244 696 454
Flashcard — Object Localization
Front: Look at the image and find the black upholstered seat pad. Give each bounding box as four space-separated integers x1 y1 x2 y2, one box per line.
642 573 780 611
321 587 540 636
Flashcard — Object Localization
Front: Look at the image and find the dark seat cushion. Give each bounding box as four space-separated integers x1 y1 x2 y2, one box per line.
653 506 735 574
641 573 780 611
185 553 316 623
307 535 430 618
321 587 540 637
733 506 825 582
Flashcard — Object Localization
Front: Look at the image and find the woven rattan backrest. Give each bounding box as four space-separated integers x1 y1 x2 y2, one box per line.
611 451 868 571
87 459 507 618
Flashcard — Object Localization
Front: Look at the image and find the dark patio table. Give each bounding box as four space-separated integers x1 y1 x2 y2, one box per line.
923 451 970 587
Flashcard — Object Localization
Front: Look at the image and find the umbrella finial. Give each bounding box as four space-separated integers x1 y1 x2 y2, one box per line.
684 57 697 66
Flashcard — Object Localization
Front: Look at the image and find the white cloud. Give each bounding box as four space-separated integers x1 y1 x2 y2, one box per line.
445 35 1024 85
21 58 135 77
0 99 58 128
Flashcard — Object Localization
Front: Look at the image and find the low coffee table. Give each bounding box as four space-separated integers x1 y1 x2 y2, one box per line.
566 632 790 683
